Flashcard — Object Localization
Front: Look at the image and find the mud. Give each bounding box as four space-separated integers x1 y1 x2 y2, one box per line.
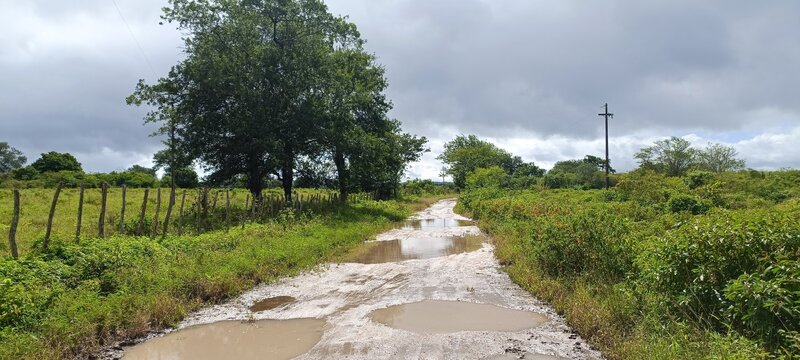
484 352 570 360
370 300 549 333
122 318 324 360
249 295 296 312
347 234 484 264
115 199 603 360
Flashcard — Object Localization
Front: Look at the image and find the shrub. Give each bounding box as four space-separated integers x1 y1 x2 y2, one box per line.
638 208 800 347
466 166 509 189
667 194 710 214
725 258 800 351
685 170 714 189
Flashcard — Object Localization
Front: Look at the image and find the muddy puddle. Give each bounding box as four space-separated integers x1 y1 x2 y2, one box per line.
347 234 484 264
123 318 325 360
399 218 474 229
249 296 296 312
370 300 549 333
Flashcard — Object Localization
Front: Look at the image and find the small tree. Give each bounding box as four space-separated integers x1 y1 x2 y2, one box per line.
31 151 83 173
438 135 517 188
0 142 27 173
634 137 697 176
696 142 745 172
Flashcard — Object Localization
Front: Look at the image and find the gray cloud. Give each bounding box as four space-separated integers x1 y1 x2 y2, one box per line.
2 0 799 177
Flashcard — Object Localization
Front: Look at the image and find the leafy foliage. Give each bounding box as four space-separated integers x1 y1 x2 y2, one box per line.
30 152 82 173
0 142 27 173
438 134 542 189
460 169 800 357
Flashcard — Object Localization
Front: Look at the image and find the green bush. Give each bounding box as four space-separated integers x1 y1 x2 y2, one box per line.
466 166 509 189
459 170 800 357
667 193 710 214
638 208 799 350
685 170 714 189
725 258 800 351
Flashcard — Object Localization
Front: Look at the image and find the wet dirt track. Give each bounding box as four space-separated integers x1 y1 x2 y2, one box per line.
119 199 603 360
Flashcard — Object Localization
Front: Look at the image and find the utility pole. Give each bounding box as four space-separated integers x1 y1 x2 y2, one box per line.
598 103 614 189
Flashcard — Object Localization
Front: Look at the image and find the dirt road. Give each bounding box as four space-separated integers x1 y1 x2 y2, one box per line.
121 199 603 359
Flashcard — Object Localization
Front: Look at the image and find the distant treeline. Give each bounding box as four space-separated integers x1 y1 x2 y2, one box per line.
439 134 760 191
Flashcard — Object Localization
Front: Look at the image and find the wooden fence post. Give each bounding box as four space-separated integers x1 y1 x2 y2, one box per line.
43 182 63 251
152 188 162 238
225 189 231 231
119 184 127 234
8 189 20 259
137 188 149 236
75 185 85 242
201 188 210 230
178 190 186 235
162 187 176 238
98 183 108 239
195 194 201 235
211 190 219 213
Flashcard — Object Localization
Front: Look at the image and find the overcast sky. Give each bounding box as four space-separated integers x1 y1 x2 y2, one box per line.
2 1 799 179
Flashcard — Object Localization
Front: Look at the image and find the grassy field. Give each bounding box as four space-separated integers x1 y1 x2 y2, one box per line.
0 192 449 359
0 187 353 255
458 170 799 359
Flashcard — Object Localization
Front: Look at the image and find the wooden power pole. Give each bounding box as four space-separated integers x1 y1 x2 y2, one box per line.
598 103 614 189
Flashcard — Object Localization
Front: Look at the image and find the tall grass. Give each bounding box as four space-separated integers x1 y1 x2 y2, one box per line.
1 188 343 255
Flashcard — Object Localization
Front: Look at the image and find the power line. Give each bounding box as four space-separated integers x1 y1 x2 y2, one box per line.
111 0 158 78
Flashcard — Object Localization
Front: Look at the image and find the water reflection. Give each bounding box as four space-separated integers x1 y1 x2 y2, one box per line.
348 235 483 264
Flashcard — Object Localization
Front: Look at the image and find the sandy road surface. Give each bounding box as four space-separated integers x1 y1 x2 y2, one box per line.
119 199 603 360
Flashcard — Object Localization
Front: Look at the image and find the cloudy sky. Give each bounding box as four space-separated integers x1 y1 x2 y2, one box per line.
2 0 799 179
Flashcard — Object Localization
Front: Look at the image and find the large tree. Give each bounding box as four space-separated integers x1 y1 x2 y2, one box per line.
130 0 356 201
316 47 425 201
0 142 27 173
696 142 745 172
634 137 697 176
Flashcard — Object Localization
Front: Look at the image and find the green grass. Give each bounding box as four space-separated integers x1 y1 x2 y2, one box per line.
458 170 800 359
0 187 346 255
0 195 437 359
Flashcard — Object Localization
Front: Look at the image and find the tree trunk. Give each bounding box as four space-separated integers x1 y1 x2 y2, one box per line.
333 149 349 203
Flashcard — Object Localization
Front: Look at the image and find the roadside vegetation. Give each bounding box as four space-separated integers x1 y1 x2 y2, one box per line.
0 0 444 357
448 134 799 359
0 192 451 359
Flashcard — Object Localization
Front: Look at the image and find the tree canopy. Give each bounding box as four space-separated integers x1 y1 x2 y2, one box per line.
635 137 745 176
31 151 82 173
0 142 27 173
129 0 424 200
438 135 518 188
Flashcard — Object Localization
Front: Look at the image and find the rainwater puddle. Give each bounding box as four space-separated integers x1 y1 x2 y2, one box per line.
249 296 296 312
122 318 324 360
369 300 549 333
348 234 484 264
400 218 474 229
